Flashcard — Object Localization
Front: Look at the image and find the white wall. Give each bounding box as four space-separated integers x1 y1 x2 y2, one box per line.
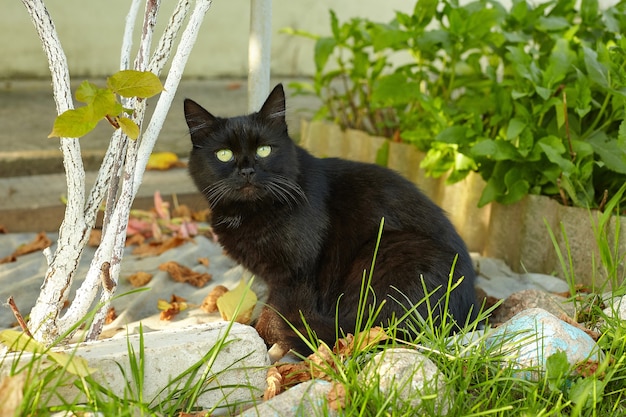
1 0 412 79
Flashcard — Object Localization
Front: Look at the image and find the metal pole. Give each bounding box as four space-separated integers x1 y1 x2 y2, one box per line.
248 0 272 112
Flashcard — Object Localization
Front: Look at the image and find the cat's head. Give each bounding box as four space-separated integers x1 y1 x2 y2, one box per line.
184 84 305 211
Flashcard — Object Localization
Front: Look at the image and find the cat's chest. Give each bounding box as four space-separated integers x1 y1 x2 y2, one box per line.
212 209 322 280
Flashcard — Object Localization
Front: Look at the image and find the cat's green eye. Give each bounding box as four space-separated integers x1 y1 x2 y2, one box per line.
216 149 233 162
256 145 272 158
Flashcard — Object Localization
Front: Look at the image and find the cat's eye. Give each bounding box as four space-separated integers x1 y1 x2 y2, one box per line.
256 145 272 158
216 149 234 162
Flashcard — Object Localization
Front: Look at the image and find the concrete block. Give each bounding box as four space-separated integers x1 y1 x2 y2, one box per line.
2 322 270 411
485 194 626 288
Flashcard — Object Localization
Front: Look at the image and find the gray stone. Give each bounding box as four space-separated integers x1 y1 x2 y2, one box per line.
486 308 602 381
474 256 570 300
359 348 452 415
237 380 337 417
490 289 576 325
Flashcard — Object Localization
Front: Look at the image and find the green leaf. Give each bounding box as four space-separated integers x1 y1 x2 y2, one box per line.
371 73 420 107
580 0 599 24
544 39 576 88
314 37 337 72
501 167 530 204
375 140 389 167
435 126 468 144
478 176 502 207
118 116 140 139
537 136 575 172
49 107 99 138
537 16 570 32
569 378 605 407
618 119 626 148
546 350 570 391
587 131 626 174
582 47 609 89
472 139 518 161
107 70 164 98
506 118 526 140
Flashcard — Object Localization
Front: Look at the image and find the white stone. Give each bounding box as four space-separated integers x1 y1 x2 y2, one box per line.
486 308 603 380
359 348 452 415
2 322 269 411
237 379 337 417
603 294 626 321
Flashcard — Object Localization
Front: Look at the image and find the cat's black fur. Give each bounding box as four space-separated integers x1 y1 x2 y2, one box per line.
184 84 479 354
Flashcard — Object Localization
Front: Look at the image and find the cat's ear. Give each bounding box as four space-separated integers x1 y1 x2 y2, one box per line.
258 84 286 125
184 98 217 134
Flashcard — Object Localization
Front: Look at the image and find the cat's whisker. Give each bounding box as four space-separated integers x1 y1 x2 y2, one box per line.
271 175 308 205
204 181 232 208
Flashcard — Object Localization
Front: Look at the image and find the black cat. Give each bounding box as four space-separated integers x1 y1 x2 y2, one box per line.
184 84 479 353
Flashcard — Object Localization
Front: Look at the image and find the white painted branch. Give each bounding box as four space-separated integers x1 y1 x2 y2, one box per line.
67 0 162 338
22 0 90 344
24 0 213 344
67 0 211 339
248 0 272 112
121 0 143 70
148 0 191 76
133 0 213 194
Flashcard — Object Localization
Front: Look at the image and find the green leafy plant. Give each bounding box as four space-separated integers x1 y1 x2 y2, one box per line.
49 70 163 139
289 0 626 209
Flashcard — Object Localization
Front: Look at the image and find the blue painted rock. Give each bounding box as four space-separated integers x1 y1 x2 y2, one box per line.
485 308 602 381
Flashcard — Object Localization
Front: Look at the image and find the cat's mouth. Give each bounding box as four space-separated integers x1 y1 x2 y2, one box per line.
238 183 263 199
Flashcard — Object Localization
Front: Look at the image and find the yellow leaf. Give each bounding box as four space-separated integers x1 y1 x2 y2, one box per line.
216 279 258 324
147 152 180 170
157 299 173 311
0 329 44 353
107 70 164 98
118 116 140 139
47 351 98 377
48 107 98 138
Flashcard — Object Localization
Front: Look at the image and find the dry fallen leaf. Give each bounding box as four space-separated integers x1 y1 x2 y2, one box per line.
263 366 283 400
0 373 25 416
328 381 347 411
159 261 212 287
88 228 102 247
0 225 8 234
334 327 389 356
128 271 153 287
0 232 51 264
105 307 117 324
158 294 188 321
197 257 210 267
125 233 146 247
275 362 314 386
201 285 229 313
215 279 257 324
146 152 185 170
133 236 188 257
173 204 192 219
192 208 211 223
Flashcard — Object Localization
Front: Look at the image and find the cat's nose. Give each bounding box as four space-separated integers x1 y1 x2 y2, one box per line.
239 167 255 181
